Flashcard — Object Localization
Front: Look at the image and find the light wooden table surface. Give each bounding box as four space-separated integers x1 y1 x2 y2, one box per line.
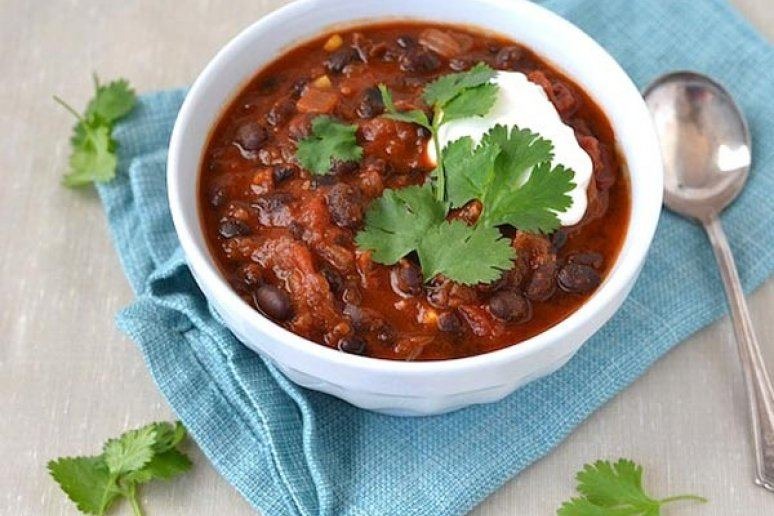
1 1 772 515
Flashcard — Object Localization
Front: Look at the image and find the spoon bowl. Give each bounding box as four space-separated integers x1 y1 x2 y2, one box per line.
644 71 751 221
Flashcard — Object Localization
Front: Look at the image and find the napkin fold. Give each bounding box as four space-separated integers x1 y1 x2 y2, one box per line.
97 0 774 514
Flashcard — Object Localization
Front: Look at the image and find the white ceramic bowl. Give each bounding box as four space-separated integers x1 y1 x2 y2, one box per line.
168 0 663 416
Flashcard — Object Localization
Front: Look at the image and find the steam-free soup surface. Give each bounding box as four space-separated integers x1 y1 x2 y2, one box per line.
200 23 630 360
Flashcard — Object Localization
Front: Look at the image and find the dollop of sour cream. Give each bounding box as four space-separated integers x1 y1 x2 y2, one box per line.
428 71 592 226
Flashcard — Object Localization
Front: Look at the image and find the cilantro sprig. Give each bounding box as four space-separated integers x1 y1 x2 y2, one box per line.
355 184 514 284
296 115 363 175
380 62 497 202
356 124 575 284
558 459 707 515
444 125 575 233
54 75 136 187
48 421 192 516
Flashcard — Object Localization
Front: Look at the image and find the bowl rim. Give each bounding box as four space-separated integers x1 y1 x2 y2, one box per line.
168 0 663 376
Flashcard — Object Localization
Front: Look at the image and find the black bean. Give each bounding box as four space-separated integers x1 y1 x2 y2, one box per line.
426 278 451 309
258 76 279 94
396 35 417 48
343 304 369 330
488 291 530 322
266 98 296 127
291 78 309 99
218 219 251 238
568 252 604 269
330 160 359 176
325 183 364 229
495 46 523 70
253 285 293 321
234 121 268 151
288 221 306 240
449 58 472 71
209 187 226 208
551 230 568 252
325 47 360 74
356 86 385 119
375 323 396 344
310 174 338 189
390 261 423 297
272 163 297 183
437 311 462 333
558 263 601 294
399 47 441 73
253 193 294 226
321 267 345 294
525 262 557 301
338 335 367 355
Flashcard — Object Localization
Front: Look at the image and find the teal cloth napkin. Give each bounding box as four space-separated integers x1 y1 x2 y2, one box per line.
97 0 774 514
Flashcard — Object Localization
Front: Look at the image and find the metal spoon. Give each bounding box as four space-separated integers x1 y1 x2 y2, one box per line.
644 71 774 491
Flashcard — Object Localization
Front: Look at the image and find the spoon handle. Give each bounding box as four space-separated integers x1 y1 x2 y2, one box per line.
704 215 774 491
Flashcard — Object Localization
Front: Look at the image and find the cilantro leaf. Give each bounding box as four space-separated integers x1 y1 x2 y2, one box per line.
355 184 514 284
151 421 186 454
55 75 136 188
48 421 192 515
103 424 157 476
355 184 445 264
417 221 514 285
47 457 119 515
295 115 363 175
63 125 117 187
558 498 635 516
441 82 498 124
557 459 707 515
481 124 554 184
86 76 136 125
484 161 575 233
379 84 431 130
442 136 500 208
126 449 193 483
443 125 575 234
422 62 496 107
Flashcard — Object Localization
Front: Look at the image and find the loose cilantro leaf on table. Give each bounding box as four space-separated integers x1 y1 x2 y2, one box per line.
48 421 192 516
295 115 363 175
54 75 136 187
85 77 136 125
557 459 707 515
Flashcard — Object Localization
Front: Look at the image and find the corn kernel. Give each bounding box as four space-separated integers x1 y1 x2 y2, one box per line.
418 307 438 325
312 75 332 89
323 34 343 52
